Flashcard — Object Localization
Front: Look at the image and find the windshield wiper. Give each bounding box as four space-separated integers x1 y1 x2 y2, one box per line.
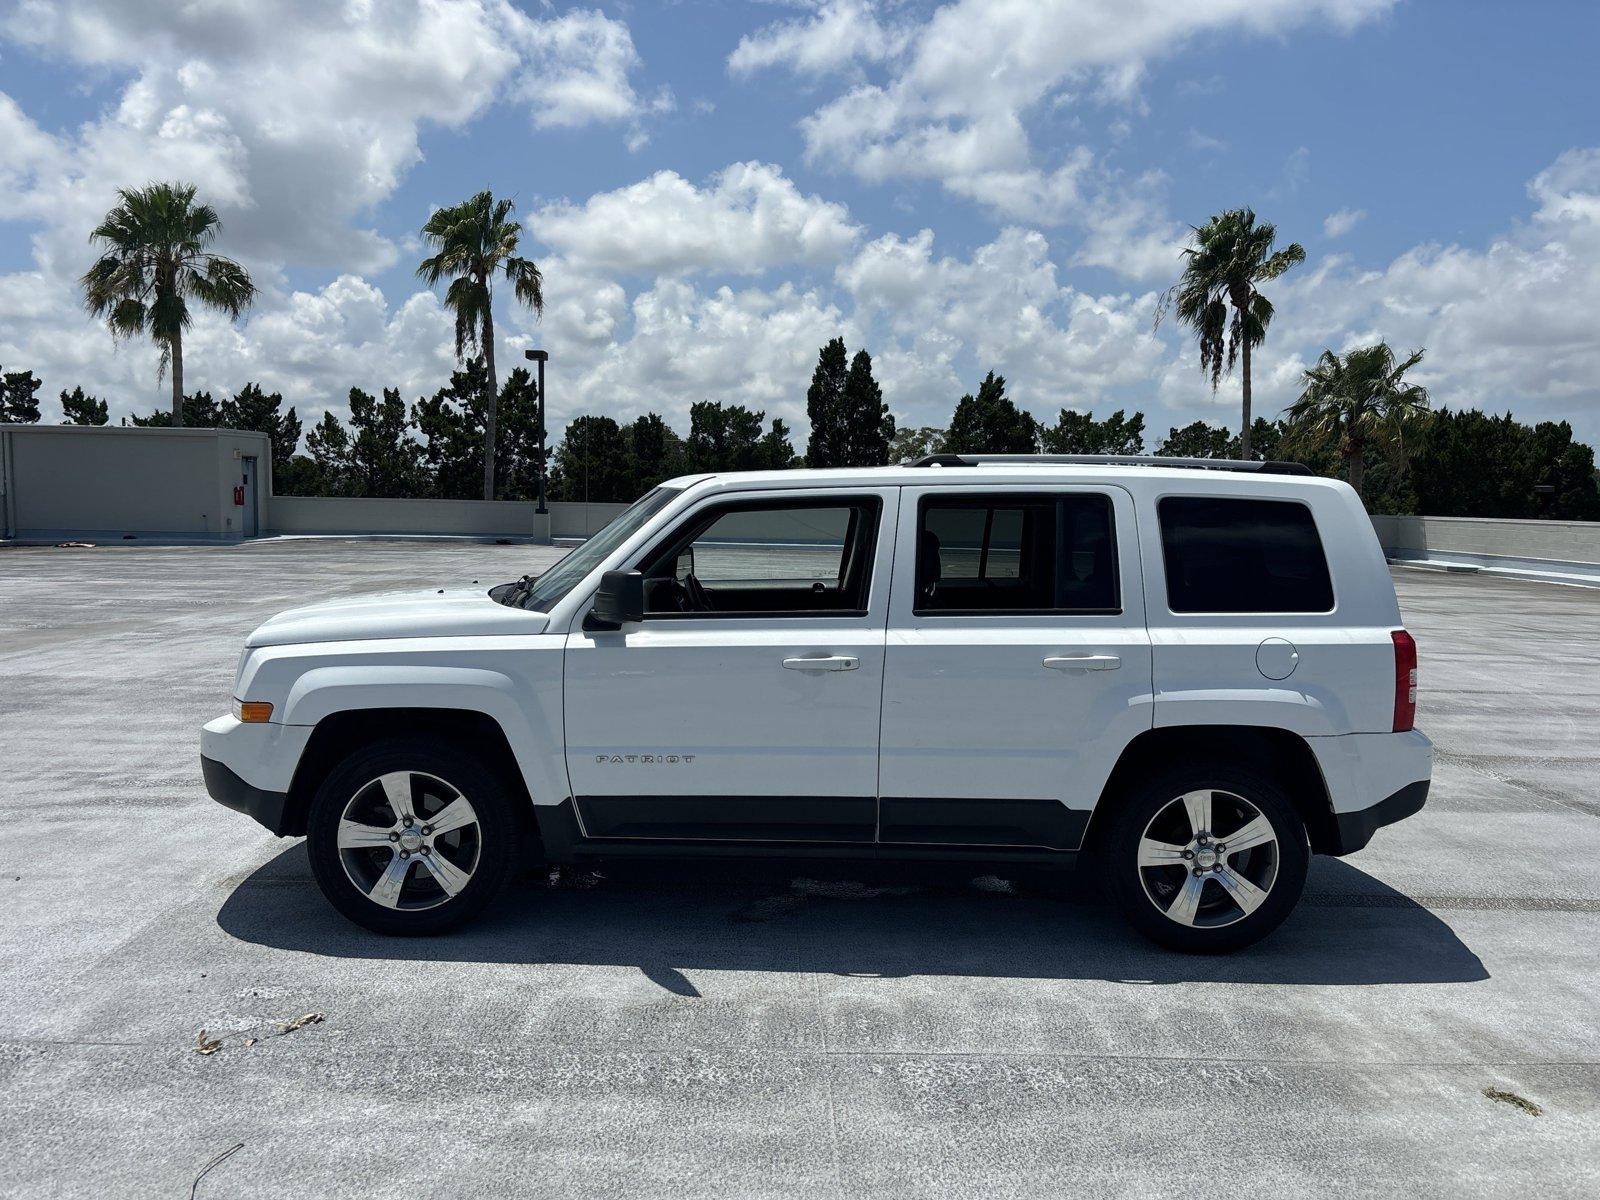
490 573 541 609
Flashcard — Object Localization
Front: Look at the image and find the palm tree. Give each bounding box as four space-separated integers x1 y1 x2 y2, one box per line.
1287 342 1430 499
1160 208 1304 459
81 182 256 425
417 191 544 500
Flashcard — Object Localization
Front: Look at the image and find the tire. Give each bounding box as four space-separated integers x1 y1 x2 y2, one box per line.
1105 765 1309 953
305 736 520 935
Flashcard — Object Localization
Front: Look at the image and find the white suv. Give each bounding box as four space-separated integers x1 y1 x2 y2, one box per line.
202 455 1431 952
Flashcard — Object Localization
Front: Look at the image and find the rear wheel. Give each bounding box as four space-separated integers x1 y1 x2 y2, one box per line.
1106 767 1308 953
305 737 519 935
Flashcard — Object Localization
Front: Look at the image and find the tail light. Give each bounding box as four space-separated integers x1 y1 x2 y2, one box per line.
1391 630 1417 732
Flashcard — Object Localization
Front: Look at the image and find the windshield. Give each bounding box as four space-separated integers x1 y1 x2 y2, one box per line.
517 486 681 611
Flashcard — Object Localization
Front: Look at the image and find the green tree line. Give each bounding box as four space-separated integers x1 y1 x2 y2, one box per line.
9 178 1593 519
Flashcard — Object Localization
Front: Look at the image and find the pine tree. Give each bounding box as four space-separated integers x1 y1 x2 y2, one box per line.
804 338 849 467
623 413 683 497
1039 409 1146 455
305 411 356 495
552 416 630 502
131 391 222 427
758 418 797 470
841 349 894 466
412 359 490 500
685 401 772 473
494 367 546 501
1156 420 1233 458
221 383 302 477
347 387 420 497
944 372 1036 454
1 368 45 423
59 386 109 426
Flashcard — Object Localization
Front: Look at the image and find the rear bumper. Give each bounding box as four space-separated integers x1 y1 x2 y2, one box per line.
1306 729 1431 855
202 754 291 835
1331 779 1429 855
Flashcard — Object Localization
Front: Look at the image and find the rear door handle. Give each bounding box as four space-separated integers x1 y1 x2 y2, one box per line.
1043 655 1121 672
783 655 859 672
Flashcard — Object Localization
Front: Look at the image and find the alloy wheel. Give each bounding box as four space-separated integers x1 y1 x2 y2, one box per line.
336 771 482 911
1136 788 1280 929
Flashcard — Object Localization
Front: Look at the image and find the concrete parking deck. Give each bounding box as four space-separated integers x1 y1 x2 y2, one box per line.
2 540 1597 1197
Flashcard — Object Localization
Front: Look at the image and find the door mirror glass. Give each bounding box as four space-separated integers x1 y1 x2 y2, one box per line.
589 570 645 629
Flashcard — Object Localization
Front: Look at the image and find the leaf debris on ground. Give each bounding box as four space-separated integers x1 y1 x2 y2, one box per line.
194 1029 223 1056
1483 1086 1543 1116
277 1012 324 1035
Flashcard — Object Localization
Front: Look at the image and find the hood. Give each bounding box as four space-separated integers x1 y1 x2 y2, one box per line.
246 587 548 648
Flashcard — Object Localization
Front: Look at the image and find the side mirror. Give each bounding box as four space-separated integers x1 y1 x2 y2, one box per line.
587 569 645 630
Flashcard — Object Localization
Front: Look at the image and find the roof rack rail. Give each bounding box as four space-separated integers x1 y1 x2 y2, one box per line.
901 453 1314 476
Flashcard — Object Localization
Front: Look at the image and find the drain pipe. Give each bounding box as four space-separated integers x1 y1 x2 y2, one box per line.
0 428 15 539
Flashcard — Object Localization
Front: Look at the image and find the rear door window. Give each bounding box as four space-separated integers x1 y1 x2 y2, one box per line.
1158 496 1334 613
916 493 1119 614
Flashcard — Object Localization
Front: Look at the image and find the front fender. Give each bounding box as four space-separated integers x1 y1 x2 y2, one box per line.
246 638 568 811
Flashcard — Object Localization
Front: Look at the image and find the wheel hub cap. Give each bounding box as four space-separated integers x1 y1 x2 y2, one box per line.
335 771 482 912
1136 789 1281 929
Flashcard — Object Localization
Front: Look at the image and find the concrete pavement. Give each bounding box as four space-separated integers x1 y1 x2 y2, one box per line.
1 540 1596 1197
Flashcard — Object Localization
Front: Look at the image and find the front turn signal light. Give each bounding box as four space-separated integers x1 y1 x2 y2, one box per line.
233 699 274 723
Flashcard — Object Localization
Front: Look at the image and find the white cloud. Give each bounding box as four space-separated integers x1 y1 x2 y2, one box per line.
743 0 1395 264
1244 148 1600 435
536 162 861 277
728 0 910 78
506 8 656 130
0 1 656 276
839 225 1170 422
1323 207 1367 238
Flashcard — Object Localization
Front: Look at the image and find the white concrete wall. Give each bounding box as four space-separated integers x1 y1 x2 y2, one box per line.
267 497 633 541
548 500 627 539
0 424 271 540
270 495 552 540
1371 513 1600 583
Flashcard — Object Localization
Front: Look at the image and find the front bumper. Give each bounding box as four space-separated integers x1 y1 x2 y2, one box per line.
202 754 291 834
200 714 311 836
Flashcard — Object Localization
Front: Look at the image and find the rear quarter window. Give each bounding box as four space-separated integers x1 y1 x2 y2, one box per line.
1158 496 1334 614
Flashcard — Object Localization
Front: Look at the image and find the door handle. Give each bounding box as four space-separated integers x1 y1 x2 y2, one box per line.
1043 655 1121 672
782 655 859 672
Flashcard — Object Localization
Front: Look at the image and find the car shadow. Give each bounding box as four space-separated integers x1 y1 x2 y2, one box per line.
217 845 1488 988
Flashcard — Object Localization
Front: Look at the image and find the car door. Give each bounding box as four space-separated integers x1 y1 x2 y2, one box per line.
563 487 898 842
877 484 1153 849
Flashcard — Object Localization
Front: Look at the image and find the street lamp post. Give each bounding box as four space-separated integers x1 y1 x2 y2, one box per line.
524 349 549 514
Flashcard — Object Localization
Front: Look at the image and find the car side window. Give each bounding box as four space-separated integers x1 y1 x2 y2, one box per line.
1158 496 1334 613
916 493 1119 615
638 497 880 617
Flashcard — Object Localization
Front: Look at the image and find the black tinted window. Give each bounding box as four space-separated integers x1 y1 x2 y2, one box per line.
917 493 1118 614
1159 497 1333 613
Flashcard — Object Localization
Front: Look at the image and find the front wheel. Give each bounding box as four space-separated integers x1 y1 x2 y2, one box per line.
1106 768 1309 953
305 737 520 935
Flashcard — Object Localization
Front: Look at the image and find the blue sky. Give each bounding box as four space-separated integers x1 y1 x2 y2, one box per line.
3 0 1599 449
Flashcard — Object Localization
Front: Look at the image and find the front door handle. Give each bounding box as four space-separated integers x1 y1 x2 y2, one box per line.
1043 654 1121 672
783 655 859 672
